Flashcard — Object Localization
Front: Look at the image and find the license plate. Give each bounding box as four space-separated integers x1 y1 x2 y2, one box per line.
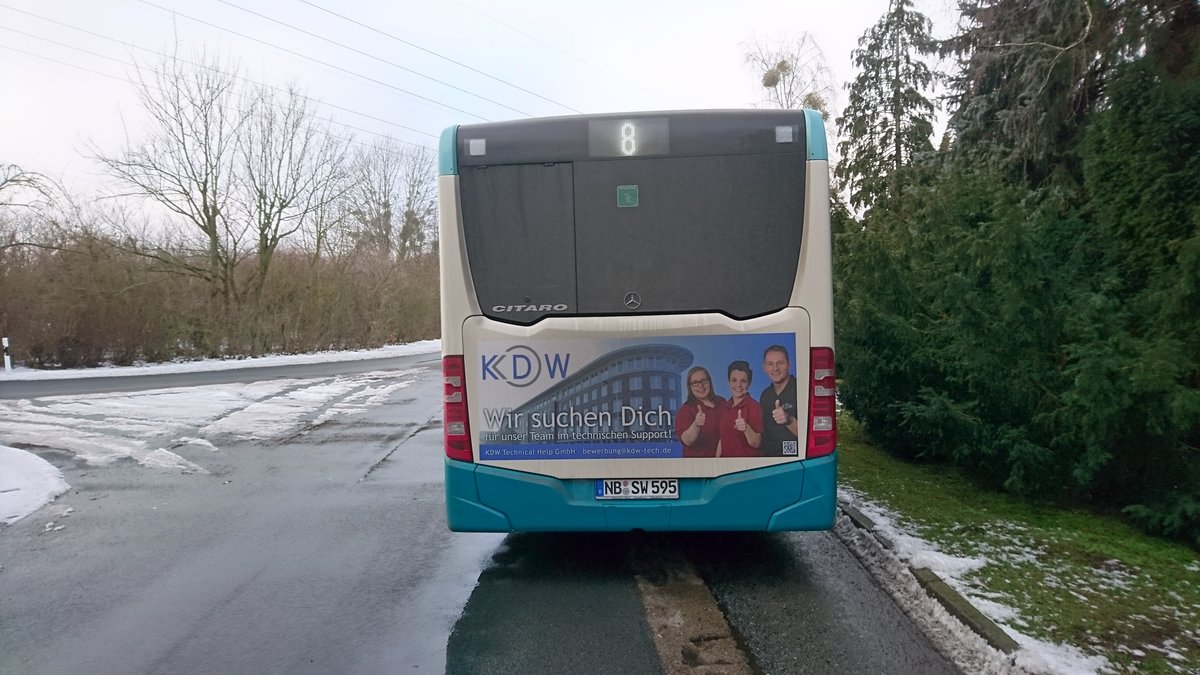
594 479 679 500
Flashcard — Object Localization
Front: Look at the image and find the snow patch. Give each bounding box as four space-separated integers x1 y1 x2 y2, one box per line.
139 448 209 474
1011 632 1112 675
837 488 1115 674
0 445 70 525
0 340 441 381
176 437 218 452
1 344 440 535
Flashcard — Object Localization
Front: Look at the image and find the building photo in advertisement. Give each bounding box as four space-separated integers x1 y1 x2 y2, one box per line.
475 334 800 461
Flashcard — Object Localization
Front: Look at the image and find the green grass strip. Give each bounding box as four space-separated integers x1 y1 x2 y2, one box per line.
838 413 1200 674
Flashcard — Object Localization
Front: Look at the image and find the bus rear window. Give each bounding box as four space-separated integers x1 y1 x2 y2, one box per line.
459 150 805 323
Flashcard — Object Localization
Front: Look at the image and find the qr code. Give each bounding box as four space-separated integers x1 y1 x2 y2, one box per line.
782 441 798 456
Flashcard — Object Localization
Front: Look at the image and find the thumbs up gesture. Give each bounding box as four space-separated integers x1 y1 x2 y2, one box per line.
734 408 747 432
772 399 789 425
694 403 707 427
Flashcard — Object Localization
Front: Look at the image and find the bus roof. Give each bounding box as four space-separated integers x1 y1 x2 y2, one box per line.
440 109 827 175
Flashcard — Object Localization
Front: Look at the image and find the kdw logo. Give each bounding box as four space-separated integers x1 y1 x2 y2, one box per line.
482 345 571 388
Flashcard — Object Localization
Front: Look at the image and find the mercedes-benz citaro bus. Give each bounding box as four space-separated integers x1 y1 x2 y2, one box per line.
438 109 836 532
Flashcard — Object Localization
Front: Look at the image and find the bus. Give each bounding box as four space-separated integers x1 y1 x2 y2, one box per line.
437 109 836 532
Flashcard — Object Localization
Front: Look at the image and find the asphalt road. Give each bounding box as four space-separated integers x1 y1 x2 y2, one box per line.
445 530 958 674
0 355 501 673
0 355 957 674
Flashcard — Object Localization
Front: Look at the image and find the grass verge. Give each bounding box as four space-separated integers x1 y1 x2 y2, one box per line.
838 413 1200 674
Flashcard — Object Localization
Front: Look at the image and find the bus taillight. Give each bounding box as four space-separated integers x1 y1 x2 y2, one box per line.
443 355 474 462
807 347 837 459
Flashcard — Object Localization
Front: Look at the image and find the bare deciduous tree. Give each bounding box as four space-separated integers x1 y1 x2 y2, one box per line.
91 50 356 309
237 84 351 299
299 174 353 266
396 145 436 259
348 137 403 258
346 138 437 260
0 164 85 258
0 164 55 210
1 165 51 253
90 49 249 308
743 36 835 117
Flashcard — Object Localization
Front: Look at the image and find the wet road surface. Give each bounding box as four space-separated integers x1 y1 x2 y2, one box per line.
1 356 957 674
1 357 501 673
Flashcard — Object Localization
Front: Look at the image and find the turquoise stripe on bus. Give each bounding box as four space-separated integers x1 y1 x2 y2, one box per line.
444 457 510 531
444 454 837 532
439 126 459 176
803 109 828 161
769 453 838 530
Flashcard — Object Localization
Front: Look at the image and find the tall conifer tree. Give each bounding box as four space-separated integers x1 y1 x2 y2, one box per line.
835 0 937 214
943 0 1198 183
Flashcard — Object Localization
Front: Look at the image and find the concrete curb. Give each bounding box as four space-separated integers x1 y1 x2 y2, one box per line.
838 504 1020 655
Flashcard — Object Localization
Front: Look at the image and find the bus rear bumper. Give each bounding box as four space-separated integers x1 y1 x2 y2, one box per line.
444 454 837 532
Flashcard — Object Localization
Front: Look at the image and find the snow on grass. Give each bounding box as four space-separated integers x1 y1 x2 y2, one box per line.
1011 632 1114 675
833 513 1025 674
838 485 1114 675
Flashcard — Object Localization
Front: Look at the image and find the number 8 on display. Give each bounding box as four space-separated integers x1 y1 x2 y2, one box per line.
620 122 637 156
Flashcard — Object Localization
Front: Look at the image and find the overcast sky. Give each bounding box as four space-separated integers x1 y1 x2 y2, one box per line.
0 0 958 192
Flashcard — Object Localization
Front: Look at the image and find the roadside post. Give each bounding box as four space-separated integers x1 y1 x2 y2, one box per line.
3 337 10 372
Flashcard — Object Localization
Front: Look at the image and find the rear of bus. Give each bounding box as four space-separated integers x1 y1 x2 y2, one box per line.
438 109 836 532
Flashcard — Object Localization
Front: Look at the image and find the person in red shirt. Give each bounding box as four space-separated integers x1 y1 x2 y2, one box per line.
717 360 764 457
675 366 724 457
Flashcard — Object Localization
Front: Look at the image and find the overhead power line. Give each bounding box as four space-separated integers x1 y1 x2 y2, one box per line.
450 0 678 108
214 0 535 118
0 44 129 89
0 9 437 141
0 42 429 155
296 0 582 114
133 0 490 121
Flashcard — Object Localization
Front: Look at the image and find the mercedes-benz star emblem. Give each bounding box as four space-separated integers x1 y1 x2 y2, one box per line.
624 292 641 310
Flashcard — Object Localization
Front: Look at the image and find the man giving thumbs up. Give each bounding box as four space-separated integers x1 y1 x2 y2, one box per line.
759 345 799 456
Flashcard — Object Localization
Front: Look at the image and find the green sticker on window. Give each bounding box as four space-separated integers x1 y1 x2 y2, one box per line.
616 185 639 208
